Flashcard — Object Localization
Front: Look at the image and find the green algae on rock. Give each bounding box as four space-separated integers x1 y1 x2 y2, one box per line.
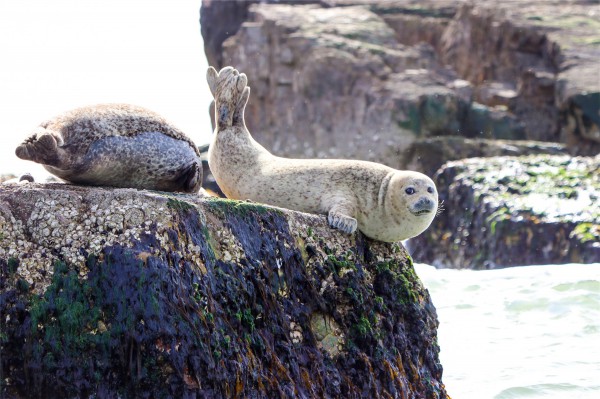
410 154 600 268
0 183 448 398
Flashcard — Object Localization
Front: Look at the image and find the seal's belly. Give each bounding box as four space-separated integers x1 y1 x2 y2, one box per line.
48 132 200 191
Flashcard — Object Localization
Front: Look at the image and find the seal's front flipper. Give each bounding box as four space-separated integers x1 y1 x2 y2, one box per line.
15 131 67 168
328 205 358 235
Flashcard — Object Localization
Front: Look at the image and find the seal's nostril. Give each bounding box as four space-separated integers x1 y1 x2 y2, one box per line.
416 197 434 210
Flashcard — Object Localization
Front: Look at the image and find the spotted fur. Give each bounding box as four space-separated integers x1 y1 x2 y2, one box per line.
15 104 202 192
207 66 438 242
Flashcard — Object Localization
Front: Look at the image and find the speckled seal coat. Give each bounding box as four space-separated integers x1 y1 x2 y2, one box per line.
15 104 202 192
207 66 438 242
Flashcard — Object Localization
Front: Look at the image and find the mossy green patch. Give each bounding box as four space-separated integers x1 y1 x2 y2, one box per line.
205 197 280 217
166 196 196 212
572 223 599 244
15 278 29 293
370 4 454 19
326 251 356 274
353 315 373 338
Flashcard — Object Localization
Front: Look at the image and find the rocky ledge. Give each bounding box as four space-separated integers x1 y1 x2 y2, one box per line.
200 0 599 268
201 0 600 162
0 184 448 398
409 154 600 269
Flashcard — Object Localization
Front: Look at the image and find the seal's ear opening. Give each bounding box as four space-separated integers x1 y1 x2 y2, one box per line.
207 66 219 96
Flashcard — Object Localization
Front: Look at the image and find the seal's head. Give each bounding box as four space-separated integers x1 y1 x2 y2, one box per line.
387 171 438 240
207 66 249 128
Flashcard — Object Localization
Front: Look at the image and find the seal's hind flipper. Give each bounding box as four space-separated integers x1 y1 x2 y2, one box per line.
233 87 250 126
209 66 249 128
15 131 66 167
207 66 219 96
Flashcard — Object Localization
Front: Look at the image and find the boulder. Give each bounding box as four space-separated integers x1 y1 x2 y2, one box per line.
202 2 535 166
408 154 600 269
219 4 444 164
0 183 448 398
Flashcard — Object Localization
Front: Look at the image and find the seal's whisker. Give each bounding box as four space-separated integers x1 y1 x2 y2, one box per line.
436 200 445 216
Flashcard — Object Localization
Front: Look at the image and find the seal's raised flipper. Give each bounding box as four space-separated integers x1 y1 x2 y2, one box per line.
207 66 219 97
232 87 250 126
207 66 248 128
15 130 69 168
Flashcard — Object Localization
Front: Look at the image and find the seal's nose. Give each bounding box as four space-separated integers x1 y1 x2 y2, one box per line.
414 197 435 211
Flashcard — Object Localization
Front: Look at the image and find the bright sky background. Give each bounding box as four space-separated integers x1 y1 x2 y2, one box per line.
0 0 212 179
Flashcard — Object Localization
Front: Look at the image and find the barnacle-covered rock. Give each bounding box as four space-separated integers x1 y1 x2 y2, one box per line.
0 183 448 398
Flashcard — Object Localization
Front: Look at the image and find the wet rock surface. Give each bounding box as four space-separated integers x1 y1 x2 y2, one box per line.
0 184 448 398
409 155 600 269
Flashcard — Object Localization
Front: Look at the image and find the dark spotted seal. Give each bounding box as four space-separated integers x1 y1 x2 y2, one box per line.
15 104 202 192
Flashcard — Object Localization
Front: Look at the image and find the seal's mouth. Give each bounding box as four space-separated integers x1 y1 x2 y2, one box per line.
411 209 432 216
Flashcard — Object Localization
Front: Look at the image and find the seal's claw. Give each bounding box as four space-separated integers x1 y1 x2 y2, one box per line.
328 212 358 235
237 73 248 92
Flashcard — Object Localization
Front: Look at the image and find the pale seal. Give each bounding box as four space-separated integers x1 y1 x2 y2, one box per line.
15 104 202 192
207 66 438 242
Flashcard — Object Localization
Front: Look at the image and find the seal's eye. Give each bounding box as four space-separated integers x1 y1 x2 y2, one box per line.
427 187 434 194
405 187 415 195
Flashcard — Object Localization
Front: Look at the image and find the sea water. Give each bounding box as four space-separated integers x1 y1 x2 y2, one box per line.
415 263 600 399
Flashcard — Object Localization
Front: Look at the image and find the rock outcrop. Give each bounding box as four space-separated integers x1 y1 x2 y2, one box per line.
200 0 600 160
200 0 599 268
408 154 600 269
401 137 568 178
0 183 448 398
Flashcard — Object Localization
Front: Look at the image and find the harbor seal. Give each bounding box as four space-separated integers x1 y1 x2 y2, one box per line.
207 66 438 242
15 104 202 192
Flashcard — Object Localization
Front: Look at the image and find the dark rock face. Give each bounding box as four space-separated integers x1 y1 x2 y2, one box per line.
408 155 600 269
0 184 448 398
200 0 323 68
200 0 599 160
